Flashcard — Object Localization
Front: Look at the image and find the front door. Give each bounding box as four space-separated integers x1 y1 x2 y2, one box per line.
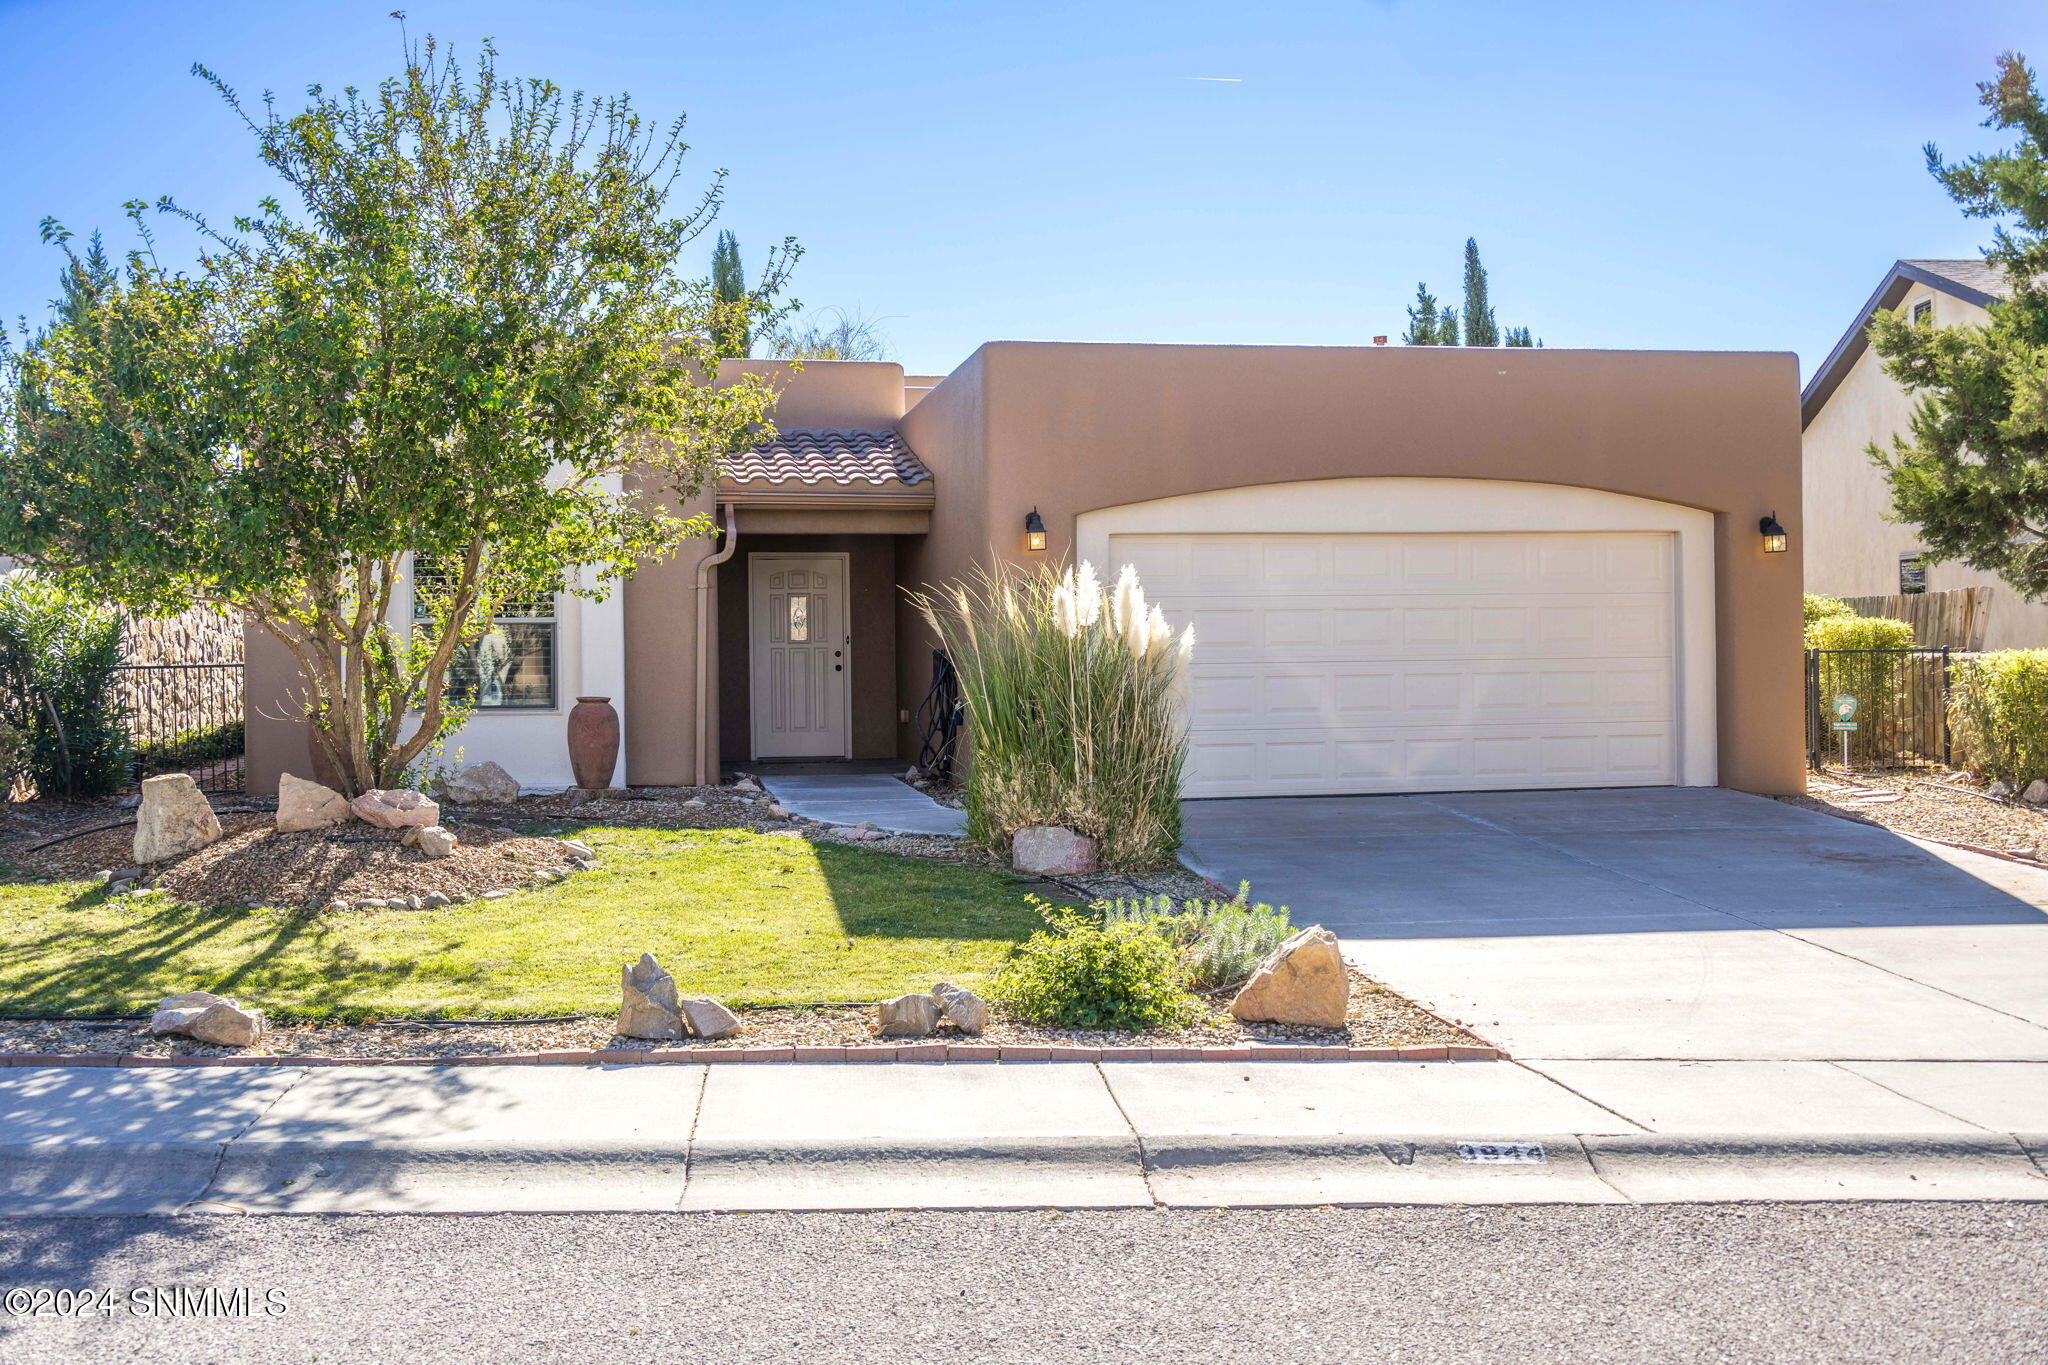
749 554 850 759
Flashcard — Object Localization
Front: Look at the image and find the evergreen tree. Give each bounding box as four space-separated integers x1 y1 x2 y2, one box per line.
1504 326 1541 347
1866 52 2048 601
710 229 750 358
1403 283 1443 344
1461 237 1499 346
1437 310 1459 346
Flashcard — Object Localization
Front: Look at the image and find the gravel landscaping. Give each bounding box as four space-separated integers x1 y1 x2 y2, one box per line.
1785 770 2048 861
0 969 1475 1058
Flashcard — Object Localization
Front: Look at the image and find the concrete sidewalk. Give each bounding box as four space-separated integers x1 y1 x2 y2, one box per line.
6 1059 2047 1215
758 774 967 836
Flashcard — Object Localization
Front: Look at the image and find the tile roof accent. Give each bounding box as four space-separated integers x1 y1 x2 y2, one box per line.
723 429 933 489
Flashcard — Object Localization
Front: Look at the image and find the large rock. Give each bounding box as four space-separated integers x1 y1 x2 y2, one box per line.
413 825 459 860
1012 825 1100 876
350 788 440 830
2025 779 2048 805
147 990 265 1048
681 997 742 1040
1229 925 1349 1028
617 953 686 1040
876 992 941 1037
276 772 350 832
443 761 521 806
931 982 988 1035
133 774 223 865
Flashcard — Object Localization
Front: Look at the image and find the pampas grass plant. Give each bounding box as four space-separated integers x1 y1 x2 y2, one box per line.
908 558 1193 870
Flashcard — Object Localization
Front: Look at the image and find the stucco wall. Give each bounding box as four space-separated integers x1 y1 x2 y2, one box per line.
897 342 1804 795
1801 288 2048 649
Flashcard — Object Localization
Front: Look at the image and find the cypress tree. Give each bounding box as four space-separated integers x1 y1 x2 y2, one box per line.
1437 310 1459 346
710 229 750 358
1461 237 1499 346
1403 283 1443 344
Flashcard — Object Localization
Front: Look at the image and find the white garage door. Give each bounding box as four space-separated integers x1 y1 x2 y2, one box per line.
1111 531 1678 798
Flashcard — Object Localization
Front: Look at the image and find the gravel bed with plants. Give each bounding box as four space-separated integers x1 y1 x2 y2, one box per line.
1785 769 2048 861
0 969 1474 1059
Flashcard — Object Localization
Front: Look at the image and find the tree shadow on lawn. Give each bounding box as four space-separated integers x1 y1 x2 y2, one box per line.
0 891 483 1020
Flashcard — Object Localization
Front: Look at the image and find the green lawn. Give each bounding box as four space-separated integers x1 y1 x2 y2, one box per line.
0 826 1045 1021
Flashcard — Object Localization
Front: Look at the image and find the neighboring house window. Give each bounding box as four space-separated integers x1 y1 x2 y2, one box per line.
1899 553 1929 596
411 558 558 709
1912 299 1934 327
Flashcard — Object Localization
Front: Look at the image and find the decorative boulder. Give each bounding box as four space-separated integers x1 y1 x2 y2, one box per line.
443 761 520 806
147 990 265 1048
1991 780 2015 799
681 997 742 1040
2026 779 2048 805
351 788 440 830
276 772 351 832
414 825 459 860
1012 825 1100 876
876 992 941 1037
931 982 988 1035
1230 925 1349 1028
133 774 223 865
617 952 687 1040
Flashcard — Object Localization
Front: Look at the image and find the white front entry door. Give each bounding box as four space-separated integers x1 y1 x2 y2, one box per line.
749 554 851 759
1111 531 1679 798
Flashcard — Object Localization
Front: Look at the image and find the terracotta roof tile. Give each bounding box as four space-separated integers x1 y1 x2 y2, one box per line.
723 430 932 489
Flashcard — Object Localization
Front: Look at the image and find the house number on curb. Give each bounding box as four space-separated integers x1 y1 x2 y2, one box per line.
1457 1141 1547 1164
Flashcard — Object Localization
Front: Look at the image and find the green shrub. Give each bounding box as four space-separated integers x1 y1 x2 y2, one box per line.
0 719 26 787
1804 612 1913 653
990 899 1201 1030
1950 650 2048 788
133 719 246 774
1097 882 1293 990
1804 593 1856 630
909 560 1193 870
1806 614 1920 767
0 574 132 799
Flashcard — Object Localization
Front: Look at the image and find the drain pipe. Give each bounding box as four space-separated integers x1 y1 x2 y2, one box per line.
692 502 739 787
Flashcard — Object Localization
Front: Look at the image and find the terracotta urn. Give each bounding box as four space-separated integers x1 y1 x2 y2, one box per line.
566 696 621 790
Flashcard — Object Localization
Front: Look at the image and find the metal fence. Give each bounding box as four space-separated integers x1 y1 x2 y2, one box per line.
114 662 245 794
915 649 963 783
1805 647 1952 772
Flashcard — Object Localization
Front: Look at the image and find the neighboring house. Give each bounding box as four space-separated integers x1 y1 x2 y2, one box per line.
246 344 1803 799
1802 258 2048 648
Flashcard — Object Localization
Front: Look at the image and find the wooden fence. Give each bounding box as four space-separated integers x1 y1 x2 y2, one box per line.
1840 587 1990 651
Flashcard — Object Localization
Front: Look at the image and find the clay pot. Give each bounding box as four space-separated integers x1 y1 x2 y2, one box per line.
567 696 621 790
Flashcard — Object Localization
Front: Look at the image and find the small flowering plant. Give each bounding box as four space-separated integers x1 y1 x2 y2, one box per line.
909 558 1194 869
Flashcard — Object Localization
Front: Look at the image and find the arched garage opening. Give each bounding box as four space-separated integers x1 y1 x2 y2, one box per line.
1075 477 1717 797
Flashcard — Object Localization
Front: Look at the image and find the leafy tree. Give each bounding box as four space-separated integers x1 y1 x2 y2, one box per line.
1461 237 1499 346
1 34 794 794
1867 51 2048 601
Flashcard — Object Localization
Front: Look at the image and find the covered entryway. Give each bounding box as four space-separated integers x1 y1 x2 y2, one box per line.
1076 478 1719 797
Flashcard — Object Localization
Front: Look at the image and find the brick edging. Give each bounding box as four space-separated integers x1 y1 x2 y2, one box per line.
0 1042 1502 1068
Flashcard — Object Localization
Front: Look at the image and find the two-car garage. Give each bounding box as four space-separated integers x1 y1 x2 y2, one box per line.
1077 477 1719 799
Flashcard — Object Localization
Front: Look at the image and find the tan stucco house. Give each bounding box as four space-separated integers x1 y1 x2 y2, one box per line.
1801 258 2048 647
246 342 1805 800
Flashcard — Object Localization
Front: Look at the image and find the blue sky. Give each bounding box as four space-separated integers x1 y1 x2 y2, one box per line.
0 0 2038 379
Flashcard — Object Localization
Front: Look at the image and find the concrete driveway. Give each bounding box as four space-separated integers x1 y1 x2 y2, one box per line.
1183 787 2048 1062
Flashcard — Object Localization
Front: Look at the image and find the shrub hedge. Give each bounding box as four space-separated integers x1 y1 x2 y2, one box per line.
1950 650 2048 789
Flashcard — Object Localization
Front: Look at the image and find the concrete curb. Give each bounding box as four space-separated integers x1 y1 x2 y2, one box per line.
0 1043 1503 1068
9 1130 2048 1216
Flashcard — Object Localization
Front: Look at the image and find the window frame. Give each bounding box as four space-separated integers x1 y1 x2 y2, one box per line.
1911 299 1934 327
409 558 562 712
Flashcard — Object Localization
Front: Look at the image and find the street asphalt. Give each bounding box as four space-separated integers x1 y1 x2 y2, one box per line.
1 1204 2043 1363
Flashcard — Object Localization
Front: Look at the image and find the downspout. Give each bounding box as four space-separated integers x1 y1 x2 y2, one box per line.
692 502 739 787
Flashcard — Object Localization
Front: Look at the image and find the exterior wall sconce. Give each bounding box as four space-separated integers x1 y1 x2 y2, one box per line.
1024 507 1047 553
1759 512 1789 554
